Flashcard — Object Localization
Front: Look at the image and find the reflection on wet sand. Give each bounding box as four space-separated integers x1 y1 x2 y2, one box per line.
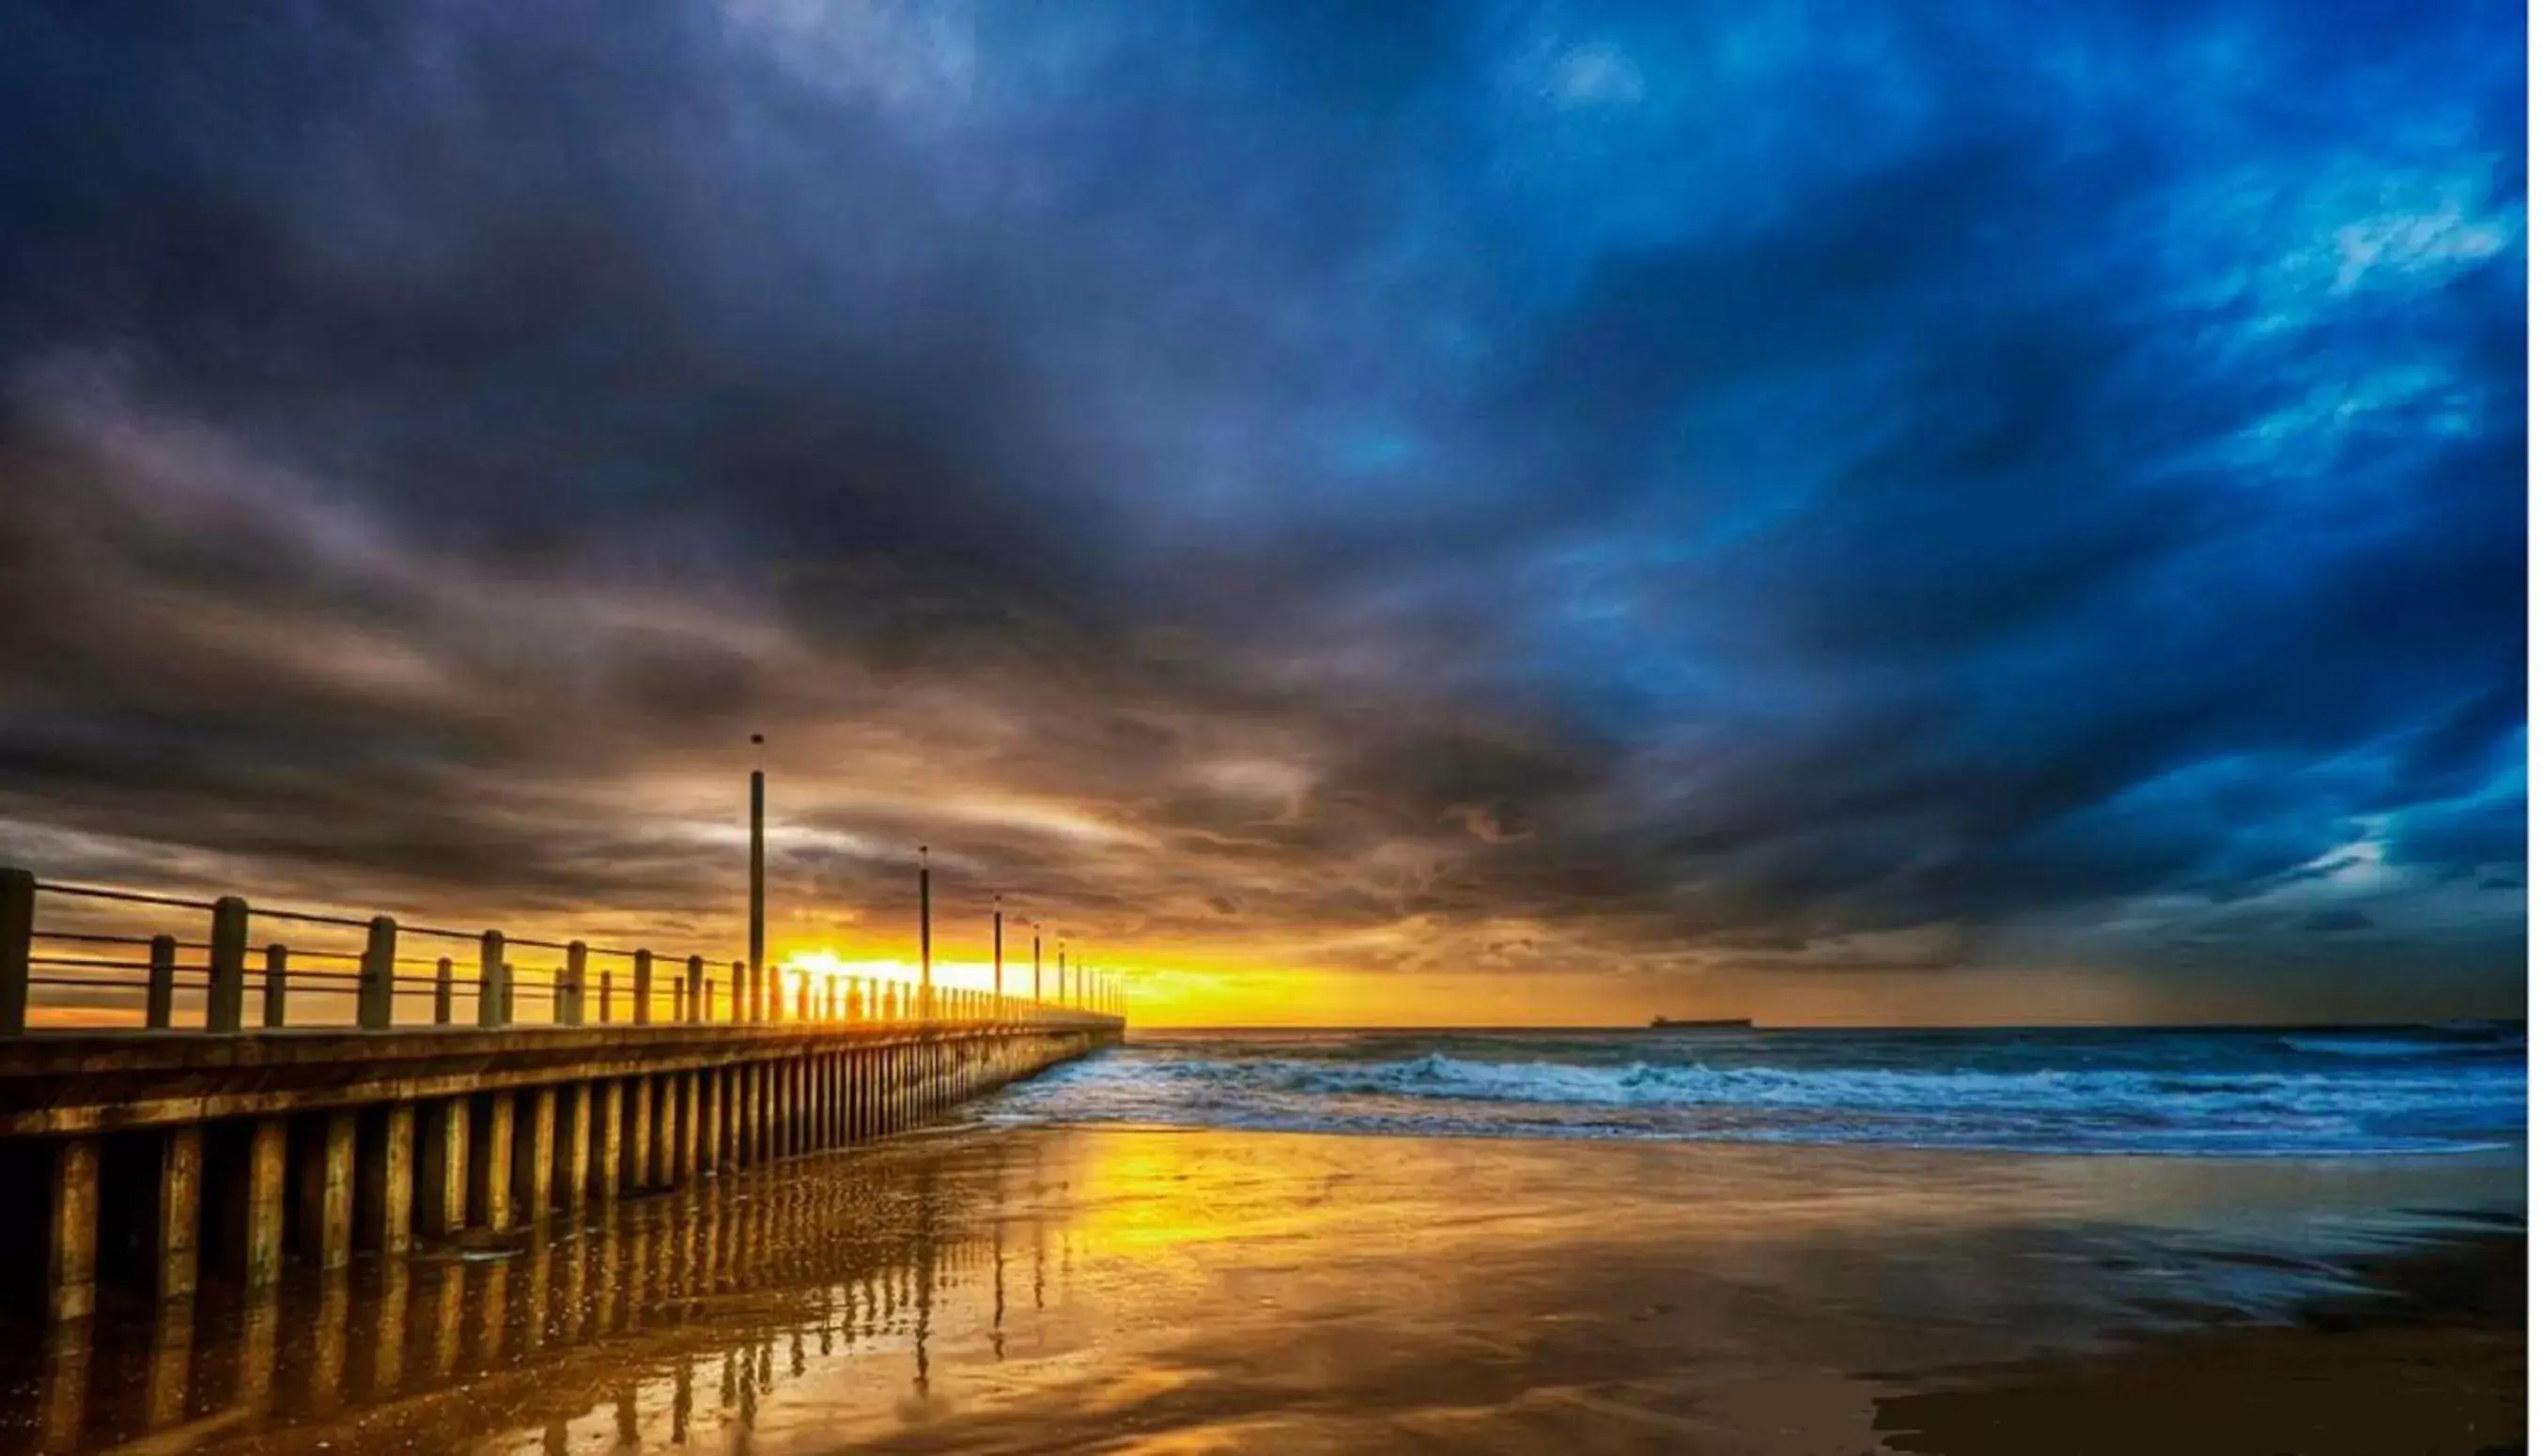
0 1125 2520 1454
0 1134 1017 1454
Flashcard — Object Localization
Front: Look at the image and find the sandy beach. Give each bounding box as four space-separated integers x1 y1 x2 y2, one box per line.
4 1121 2517 1455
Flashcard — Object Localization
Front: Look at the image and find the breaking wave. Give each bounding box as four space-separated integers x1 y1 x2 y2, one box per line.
988 1025 2525 1157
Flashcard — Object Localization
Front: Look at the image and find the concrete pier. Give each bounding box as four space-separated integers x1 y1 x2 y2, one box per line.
517 1086 556 1221
294 1109 357 1271
596 1079 625 1200
419 1098 469 1237
0 1018 1116 1323
559 1081 592 1208
159 1124 201 1299
472 1092 514 1231
46 1138 98 1321
244 1118 287 1290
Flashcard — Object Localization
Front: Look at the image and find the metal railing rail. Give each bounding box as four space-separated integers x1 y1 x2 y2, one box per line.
0 867 1124 1037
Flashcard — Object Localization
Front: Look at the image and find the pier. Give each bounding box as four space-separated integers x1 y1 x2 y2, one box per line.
0 865 1125 1332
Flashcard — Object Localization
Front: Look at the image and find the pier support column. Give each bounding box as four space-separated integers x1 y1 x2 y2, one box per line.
471 1095 514 1231
770 1059 787 1157
243 1117 287 1288
626 1076 654 1191
417 1097 469 1236
46 1138 99 1322
849 1051 869 1143
819 1054 835 1146
558 1082 592 1209
736 1064 757 1166
515 1087 556 1220
701 1067 722 1172
784 1057 802 1155
758 1061 776 1160
681 1071 703 1180
595 1080 624 1200
159 1125 201 1299
296 1110 357 1270
359 1104 414 1255
651 1076 676 1186
854 1047 869 1140
800 1055 815 1149
676 1072 696 1184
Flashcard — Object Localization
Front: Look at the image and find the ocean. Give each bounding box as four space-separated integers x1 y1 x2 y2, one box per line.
988 1022 2528 1157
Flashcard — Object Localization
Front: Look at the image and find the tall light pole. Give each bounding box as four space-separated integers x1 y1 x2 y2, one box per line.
919 844 933 1019
1031 922 1042 1004
749 734 766 1022
992 895 1004 1002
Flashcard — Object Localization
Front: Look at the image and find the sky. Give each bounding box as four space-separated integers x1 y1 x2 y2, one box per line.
0 0 2524 1027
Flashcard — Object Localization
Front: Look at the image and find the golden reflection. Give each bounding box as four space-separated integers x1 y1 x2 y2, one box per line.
237 1284 279 1406
307 1275 348 1410
145 1294 194 1431
38 1319 88 1452
2 1123 2507 1454
372 1262 410 1394
426 1262 464 1379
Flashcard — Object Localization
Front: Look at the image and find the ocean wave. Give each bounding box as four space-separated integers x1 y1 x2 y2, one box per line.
1164 1051 2517 1117
988 1036 2527 1158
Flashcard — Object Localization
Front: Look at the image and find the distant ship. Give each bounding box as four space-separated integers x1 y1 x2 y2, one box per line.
1648 1016 1753 1029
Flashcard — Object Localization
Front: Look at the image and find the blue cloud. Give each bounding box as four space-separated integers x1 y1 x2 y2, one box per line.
0 0 2519 1000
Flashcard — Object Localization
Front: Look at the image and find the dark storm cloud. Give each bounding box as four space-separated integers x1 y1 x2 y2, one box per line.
0 0 2521 1001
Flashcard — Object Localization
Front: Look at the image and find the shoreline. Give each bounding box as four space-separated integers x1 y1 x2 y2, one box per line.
999 1111 2532 1160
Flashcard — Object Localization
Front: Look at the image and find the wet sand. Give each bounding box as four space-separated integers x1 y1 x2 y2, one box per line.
1875 1228 2523 1455
0 1123 2520 1454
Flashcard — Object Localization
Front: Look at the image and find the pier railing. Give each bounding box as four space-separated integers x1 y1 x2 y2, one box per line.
0 866 1117 1036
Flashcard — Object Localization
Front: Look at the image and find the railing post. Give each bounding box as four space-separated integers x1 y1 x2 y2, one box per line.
206 896 249 1032
146 934 177 1029
502 963 516 1024
686 955 704 1024
731 961 745 1022
564 942 588 1027
263 944 288 1028
434 957 454 1024
0 868 31 1035
599 969 612 1023
632 950 653 1026
358 917 395 1030
478 931 507 1029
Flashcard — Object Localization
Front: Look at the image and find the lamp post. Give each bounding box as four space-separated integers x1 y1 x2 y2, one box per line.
919 844 933 1020
749 734 766 1022
993 895 1004 1003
